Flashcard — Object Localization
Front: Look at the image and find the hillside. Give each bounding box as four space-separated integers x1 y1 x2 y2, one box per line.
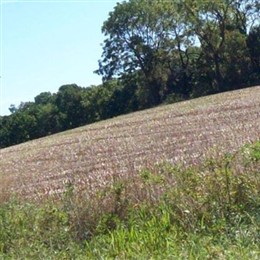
0 86 260 201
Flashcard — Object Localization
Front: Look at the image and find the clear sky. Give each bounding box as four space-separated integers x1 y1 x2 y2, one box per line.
0 0 122 116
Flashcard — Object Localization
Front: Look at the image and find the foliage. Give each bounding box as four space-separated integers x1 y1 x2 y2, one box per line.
97 0 195 105
98 0 260 100
0 200 82 258
0 141 259 258
247 24 260 84
0 81 133 148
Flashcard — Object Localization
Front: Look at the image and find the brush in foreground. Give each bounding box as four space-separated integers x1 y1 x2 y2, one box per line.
0 141 259 259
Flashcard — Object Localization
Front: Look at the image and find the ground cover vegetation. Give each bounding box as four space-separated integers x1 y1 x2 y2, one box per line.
0 141 259 258
0 0 259 148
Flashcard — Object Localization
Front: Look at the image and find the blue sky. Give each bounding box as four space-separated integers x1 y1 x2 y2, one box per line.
0 0 122 115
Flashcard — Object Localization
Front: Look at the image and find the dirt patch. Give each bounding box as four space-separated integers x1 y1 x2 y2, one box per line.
0 86 259 201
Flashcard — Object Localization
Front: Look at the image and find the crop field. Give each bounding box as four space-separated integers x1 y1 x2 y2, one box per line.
0 86 259 201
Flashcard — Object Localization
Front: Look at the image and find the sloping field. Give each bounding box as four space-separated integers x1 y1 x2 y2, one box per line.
0 86 260 201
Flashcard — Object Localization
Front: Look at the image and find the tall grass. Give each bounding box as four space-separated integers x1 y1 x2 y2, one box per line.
0 141 259 258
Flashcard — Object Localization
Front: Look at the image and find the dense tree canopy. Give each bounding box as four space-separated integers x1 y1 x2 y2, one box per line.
96 0 188 105
0 81 137 148
97 0 260 101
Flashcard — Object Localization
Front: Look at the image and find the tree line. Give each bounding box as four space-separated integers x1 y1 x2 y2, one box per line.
0 81 137 148
1 0 259 148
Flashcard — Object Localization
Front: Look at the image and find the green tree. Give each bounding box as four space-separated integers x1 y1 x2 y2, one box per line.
34 92 55 105
81 80 122 122
180 0 259 92
9 104 18 114
0 116 11 148
55 84 86 130
96 0 193 106
97 0 259 104
33 103 62 136
247 25 260 84
6 112 37 145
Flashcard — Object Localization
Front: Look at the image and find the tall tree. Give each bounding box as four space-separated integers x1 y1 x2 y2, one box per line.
180 0 259 92
247 25 260 84
55 84 86 129
96 0 193 106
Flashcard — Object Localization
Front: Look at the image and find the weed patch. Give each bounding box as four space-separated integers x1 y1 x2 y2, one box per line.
0 141 259 258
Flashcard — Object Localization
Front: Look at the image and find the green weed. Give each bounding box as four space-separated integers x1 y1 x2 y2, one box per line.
0 141 259 258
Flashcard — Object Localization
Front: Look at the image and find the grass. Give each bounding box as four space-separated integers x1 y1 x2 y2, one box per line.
0 140 259 259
